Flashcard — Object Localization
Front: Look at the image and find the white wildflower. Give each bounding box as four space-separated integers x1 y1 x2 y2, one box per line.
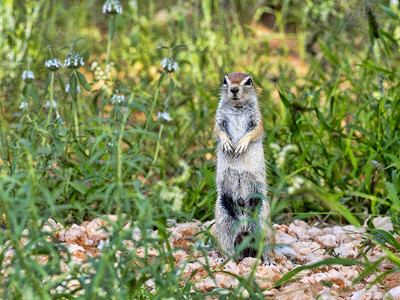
91 61 107 82
269 142 281 160
108 142 114 147
97 239 110 250
56 113 65 125
65 84 81 93
111 94 125 105
277 144 298 169
157 111 172 122
102 0 123 14
287 176 305 195
129 0 138 9
45 58 63 71
19 101 28 110
171 160 191 184
64 51 85 69
160 57 179 73
44 100 57 109
370 160 384 171
158 182 184 212
90 61 99 70
21 70 35 82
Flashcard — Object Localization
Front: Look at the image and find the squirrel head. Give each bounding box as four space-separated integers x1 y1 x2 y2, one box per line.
221 72 256 104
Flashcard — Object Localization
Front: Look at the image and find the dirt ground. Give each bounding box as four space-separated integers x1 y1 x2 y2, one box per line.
3 216 400 299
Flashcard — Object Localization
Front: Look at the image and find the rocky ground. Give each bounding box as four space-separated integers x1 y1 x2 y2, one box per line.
3 217 400 299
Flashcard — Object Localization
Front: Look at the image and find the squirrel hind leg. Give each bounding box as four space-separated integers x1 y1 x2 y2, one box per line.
220 192 239 220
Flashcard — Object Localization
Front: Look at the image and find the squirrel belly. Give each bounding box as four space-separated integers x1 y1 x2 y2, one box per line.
216 139 266 184
214 72 275 263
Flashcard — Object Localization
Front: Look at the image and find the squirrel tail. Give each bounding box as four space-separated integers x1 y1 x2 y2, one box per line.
274 246 297 260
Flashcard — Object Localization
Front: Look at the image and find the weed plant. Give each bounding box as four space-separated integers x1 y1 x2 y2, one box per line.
1 0 400 298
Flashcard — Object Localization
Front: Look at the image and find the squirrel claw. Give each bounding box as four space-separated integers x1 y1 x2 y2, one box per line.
234 139 249 154
221 140 234 153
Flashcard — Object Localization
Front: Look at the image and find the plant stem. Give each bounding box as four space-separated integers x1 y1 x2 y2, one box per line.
105 16 114 75
43 72 55 146
141 124 163 187
45 72 55 129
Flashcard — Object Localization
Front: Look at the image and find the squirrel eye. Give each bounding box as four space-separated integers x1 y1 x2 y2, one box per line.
223 78 227 85
245 78 253 86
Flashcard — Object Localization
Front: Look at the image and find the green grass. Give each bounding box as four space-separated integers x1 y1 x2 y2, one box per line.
1 0 400 298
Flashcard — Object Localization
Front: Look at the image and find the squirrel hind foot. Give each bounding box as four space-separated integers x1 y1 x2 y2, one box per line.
234 231 258 260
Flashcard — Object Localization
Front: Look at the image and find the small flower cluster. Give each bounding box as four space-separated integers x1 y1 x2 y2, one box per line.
19 101 28 110
160 58 179 73
64 51 85 69
65 84 81 93
111 94 125 105
91 61 108 82
275 144 298 169
287 176 305 195
158 181 184 212
171 160 191 184
157 111 172 122
45 58 63 71
370 160 384 171
21 70 35 82
102 0 122 14
45 100 57 109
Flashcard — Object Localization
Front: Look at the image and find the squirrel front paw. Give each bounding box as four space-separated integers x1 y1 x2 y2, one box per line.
234 137 250 154
221 137 234 153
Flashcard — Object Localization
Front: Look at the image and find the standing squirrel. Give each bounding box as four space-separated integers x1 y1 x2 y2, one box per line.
214 72 274 263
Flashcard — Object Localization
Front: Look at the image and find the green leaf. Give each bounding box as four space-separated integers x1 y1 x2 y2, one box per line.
372 229 400 250
386 182 400 210
71 37 83 46
171 44 187 52
345 124 373 139
69 181 89 195
59 44 70 51
307 184 360 227
379 29 398 45
58 75 65 94
76 71 91 91
28 85 39 103
70 72 78 101
278 90 290 108
44 73 51 95
381 5 399 20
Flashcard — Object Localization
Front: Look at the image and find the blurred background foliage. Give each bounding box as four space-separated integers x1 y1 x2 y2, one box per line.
1 0 400 296
1 0 400 223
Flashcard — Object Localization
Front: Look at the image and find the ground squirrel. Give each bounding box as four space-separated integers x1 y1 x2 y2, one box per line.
214 72 274 263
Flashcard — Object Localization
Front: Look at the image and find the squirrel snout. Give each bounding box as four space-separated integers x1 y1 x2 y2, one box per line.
230 86 239 94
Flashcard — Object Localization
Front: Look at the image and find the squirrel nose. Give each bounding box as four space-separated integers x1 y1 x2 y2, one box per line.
230 86 239 94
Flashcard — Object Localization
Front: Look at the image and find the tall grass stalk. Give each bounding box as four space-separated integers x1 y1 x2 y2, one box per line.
44 72 55 137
